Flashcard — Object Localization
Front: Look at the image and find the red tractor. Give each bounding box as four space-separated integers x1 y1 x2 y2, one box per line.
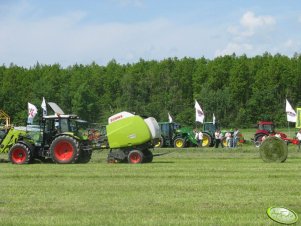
254 121 299 146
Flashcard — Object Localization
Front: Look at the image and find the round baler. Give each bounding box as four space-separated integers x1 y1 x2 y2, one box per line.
106 112 161 164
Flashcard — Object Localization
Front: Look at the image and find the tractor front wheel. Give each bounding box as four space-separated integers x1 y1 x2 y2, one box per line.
128 150 144 164
174 138 186 148
255 134 266 142
50 136 80 164
9 143 32 164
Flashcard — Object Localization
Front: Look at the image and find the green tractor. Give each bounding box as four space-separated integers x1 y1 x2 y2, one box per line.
202 122 245 147
202 122 217 147
155 122 198 148
0 103 93 164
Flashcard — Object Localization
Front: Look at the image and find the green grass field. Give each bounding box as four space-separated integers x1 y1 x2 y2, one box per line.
0 143 300 226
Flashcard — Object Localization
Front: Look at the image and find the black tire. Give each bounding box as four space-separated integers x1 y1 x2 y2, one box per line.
128 150 144 164
202 133 212 147
173 137 186 148
142 149 153 163
77 150 92 164
255 133 266 142
107 149 127 163
50 135 80 164
9 143 33 164
255 141 261 148
155 136 164 148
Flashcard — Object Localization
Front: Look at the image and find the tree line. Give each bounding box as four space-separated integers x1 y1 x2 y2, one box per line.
1 52 301 128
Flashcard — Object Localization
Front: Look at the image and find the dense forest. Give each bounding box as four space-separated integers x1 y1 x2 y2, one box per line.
1 52 301 128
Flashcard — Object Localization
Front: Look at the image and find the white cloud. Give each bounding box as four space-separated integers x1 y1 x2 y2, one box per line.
240 11 276 32
229 11 276 38
283 39 300 50
284 39 294 48
217 11 277 57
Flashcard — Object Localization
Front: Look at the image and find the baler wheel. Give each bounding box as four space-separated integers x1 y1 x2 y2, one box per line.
77 150 92 164
128 150 144 164
142 149 153 163
9 143 32 164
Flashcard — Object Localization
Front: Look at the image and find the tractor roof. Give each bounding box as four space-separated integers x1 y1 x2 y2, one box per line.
43 114 79 119
258 121 273 125
48 102 65 115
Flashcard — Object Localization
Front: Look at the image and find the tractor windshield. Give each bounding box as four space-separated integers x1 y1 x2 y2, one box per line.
26 125 42 145
258 124 274 133
70 119 90 139
203 122 217 134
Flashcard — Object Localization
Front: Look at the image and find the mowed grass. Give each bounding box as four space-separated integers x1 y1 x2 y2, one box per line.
0 145 301 226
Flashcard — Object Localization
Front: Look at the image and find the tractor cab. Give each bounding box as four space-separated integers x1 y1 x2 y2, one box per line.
203 122 219 135
160 122 180 138
155 122 197 148
40 115 90 147
156 122 181 147
257 121 275 134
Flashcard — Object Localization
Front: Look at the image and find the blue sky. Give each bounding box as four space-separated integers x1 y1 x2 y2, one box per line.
0 0 301 67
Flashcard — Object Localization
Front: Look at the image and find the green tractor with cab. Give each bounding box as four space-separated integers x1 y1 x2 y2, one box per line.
155 122 198 148
0 102 93 164
201 122 245 147
201 122 217 147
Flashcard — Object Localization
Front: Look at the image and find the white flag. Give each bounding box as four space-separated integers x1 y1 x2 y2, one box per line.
213 113 216 124
41 97 47 116
28 102 38 124
286 99 296 122
168 112 173 123
195 100 205 123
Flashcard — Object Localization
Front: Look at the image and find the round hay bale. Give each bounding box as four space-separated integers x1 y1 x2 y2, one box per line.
259 136 288 163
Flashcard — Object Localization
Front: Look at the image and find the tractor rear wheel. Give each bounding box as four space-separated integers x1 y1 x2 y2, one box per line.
155 136 164 148
202 133 212 147
174 138 186 148
50 136 80 164
128 150 144 164
9 143 33 164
